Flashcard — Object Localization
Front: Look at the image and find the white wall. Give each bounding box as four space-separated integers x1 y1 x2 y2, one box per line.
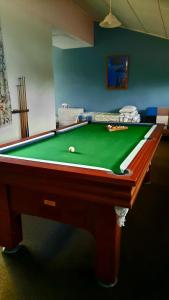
3 0 94 46
0 1 56 143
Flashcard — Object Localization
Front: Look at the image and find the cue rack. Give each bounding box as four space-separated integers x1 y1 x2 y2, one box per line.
12 76 29 138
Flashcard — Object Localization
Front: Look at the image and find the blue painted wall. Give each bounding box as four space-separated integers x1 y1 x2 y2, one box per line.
53 24 169 112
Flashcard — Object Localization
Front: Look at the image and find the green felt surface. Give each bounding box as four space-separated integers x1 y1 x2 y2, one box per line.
4 123 152 173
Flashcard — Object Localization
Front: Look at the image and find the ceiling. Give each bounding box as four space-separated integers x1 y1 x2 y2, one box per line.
73 0 169 40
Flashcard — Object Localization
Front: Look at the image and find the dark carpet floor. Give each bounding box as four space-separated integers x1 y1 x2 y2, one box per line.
0 139 169 300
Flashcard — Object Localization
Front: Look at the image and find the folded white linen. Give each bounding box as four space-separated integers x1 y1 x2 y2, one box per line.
119 105 137 113
120 111 139 117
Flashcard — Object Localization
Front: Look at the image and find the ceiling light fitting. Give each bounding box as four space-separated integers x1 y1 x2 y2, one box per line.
99 0 121 28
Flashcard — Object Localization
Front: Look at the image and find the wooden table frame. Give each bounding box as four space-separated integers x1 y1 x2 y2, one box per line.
0 124 163 286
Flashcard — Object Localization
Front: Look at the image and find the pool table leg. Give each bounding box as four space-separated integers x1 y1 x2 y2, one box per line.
94 205 121 287
0 184 23 251
144 164 151 184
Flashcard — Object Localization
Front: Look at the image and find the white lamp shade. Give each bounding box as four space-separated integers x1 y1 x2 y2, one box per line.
99 12 121 28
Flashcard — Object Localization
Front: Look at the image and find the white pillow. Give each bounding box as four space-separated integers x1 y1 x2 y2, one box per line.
119 105 137 113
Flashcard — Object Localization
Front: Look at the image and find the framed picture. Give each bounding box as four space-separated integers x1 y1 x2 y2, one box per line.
107 55 128 90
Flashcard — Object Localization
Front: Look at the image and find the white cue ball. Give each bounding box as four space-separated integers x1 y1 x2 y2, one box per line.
69 146 75 153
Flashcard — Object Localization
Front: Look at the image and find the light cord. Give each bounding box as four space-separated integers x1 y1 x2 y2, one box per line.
109 0 112 13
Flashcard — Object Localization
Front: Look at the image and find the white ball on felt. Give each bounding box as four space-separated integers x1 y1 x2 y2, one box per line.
68 146 76 153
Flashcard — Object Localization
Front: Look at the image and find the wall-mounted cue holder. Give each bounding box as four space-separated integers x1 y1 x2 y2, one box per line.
12 109 29 114
12 76 30 138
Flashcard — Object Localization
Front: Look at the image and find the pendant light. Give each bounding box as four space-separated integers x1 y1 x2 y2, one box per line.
99 0 121 28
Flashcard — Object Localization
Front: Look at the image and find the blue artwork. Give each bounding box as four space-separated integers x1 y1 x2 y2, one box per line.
107 55 128 89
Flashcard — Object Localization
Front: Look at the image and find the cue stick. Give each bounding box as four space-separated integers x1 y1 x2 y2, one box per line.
18 77 26 138
20 77 26 136
17 84 25 138
22 76 29 137
19 78 27 138
20 79 27 138
18 77 29 138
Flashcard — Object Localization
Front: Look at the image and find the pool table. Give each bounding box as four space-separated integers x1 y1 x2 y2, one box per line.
0 122 163 287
